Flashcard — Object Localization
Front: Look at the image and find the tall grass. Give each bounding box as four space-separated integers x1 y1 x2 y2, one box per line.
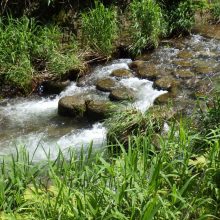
81 1 118 57
0 17 80 92
129 0 166 55
210 0 220 23
0 102 219 219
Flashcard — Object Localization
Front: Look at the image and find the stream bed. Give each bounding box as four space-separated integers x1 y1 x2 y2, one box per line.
0 34 220 160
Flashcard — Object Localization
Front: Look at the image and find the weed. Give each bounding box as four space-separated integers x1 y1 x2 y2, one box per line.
81 1 118 57
129 0 166 55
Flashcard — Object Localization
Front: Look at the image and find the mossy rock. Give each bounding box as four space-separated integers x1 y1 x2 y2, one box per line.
106 106 176 147
177 50 193 59
96 78 117 92
41 80 70 95
58 95 86 118
111 69 133 78
173 60 193 68
173 69 194 79
86 100 116 121
154 91 177 105
194 63 213 75
153 76 180 91
128 60 145 70
136 63 159 80
109 87 135 101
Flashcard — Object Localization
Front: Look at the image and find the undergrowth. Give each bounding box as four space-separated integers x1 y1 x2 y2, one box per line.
81 1 118 57
0 98 220 219
0 16 80 92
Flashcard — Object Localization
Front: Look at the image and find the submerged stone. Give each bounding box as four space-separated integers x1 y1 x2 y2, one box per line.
96 78 117 92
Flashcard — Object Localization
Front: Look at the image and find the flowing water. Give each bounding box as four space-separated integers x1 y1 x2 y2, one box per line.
0 59 165 160
0 34 220 160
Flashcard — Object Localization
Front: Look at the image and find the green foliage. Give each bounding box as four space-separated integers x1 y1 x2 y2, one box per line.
210 0 220 23
81 1 118 56
0 17 80 91
169 0 196 34
0 100 220 219
129 0 166 55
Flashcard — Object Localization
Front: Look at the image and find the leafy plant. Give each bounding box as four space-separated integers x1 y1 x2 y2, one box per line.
129 0 166 55
168 0 196 34
81 1 118 56
210 0 220 23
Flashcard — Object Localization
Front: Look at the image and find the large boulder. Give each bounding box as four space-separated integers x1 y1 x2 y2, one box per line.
96 78 117 92
109 87 135 101
86 100 115 121
153 76 179 91
58 95 86 118
111 69 133 78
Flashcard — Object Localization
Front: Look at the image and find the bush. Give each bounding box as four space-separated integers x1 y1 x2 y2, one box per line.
0 17 80 91
129 0 166 55
81 1 118 56
210 0 220 23
166 0 196 35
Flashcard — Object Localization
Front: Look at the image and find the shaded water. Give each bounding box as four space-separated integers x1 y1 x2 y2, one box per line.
0 34 220 160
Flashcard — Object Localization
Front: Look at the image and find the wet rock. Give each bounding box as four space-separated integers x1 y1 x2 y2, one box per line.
111 69 133 78
136 63 159 80
109 87 135 101
177 50 193 59
96 78 117 92
154 90 177 105
153 76 179 91
191 79 213 99
64 68 83 81
41 80 70 95
128 60 145 70
86 100 115 121
173 69 194 79
173 60 193 68
58 95 86 118
194 63 213 75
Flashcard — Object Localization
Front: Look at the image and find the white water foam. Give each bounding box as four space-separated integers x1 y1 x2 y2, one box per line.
0 59 166 160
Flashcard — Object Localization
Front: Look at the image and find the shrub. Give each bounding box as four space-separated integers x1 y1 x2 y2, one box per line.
166 0 196 35
0 17 80 91
81 1 118 56
210 0 220 23
129 0 166 55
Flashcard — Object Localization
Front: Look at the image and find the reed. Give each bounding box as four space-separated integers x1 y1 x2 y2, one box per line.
0 99 219 219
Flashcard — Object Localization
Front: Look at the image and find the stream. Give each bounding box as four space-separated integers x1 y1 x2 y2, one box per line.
0 34 220 161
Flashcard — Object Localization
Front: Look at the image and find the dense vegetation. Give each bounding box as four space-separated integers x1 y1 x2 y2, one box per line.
0 97 219 219
0 0 220 219
0 0 218 93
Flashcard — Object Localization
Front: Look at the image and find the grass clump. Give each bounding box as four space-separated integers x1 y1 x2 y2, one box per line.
1 100 219 219
0 117 219 219
0 16 81 92
81 1 118 57
210 0 220 23
129 0 166 55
